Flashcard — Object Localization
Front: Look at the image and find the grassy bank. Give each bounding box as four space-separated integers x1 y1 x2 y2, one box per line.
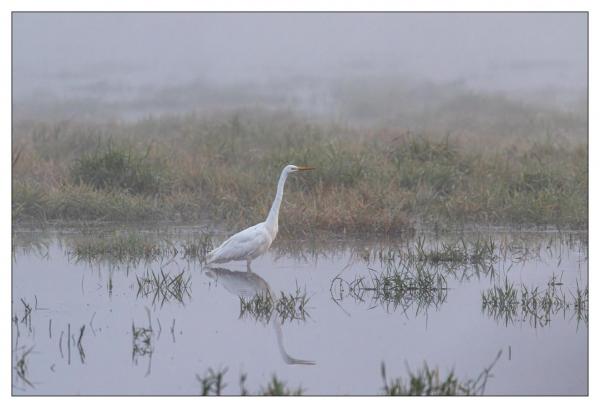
12 110 587 234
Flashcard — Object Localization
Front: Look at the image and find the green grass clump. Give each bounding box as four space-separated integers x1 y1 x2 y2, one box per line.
195 369 304 396
68 232 214 266
381 351 502 396
411 237 498 265
481 278 519 313
481 274 588 327
392 135 470 197
13 181 163 222
366 236 499 283
193 351 500 396
333 236 504 314
70 144 169 195
259 376 304 396
331 262 448 315
71 232 168 264
196 368 228 396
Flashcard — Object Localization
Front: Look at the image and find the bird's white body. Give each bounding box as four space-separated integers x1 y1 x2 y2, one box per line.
206 164 313 269
206 222 274 266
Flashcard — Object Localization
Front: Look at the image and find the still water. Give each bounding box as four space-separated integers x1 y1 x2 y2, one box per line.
12 226 588 395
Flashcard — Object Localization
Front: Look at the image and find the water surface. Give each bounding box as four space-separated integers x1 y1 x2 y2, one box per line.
12 226 588 395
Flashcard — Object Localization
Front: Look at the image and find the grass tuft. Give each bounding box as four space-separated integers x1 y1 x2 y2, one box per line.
195 368 304 396
331 262 448 316
381 350 502 396
481 274 588 327
239 285 310 324
72 233 165 264
259 376 305 396
196 367 228 396
70 144 170 195
136 269 192 306
69 232 213 265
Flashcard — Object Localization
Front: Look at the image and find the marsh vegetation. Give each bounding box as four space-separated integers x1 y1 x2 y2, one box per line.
380 350 502 396
12 99 587 234
196 368 306 396
239 285 310 324
481 274 589 327
192 349 503 396
68 231 213 265
136 269 192 306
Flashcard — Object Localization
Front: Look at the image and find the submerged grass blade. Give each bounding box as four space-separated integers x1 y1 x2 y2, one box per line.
482 275 588 327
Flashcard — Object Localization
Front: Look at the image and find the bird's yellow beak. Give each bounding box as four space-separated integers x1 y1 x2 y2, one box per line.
296 166 315 171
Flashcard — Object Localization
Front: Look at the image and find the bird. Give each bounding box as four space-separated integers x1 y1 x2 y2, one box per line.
206 164 315 270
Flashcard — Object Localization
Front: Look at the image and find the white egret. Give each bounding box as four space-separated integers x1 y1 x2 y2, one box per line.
206 164 314 269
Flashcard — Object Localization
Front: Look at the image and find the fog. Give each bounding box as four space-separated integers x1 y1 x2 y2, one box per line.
12 12 587 122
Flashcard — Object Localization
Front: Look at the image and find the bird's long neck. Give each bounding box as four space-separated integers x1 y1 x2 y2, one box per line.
265 169 289 235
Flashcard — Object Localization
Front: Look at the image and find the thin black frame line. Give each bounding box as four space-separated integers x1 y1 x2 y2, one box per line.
10 10 590 397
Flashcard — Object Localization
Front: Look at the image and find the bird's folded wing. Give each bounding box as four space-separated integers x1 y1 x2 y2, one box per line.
208 225 270 262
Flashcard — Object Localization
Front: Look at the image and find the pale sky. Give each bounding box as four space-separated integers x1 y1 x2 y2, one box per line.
13 12 587 100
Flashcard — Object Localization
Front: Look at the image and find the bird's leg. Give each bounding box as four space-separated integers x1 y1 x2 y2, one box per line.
246 259 254 273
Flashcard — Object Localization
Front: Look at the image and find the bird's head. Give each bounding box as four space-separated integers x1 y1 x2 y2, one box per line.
287 164 315 173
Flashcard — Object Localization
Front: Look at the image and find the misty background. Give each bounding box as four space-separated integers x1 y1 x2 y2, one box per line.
12 12 587 129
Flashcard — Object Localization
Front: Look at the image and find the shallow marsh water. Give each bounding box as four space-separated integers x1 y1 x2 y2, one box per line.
12 226 588 395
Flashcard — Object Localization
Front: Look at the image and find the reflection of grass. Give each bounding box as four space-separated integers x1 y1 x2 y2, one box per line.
132 316 153 367
76 325 86 364
69 232 213 265
573 281 589 325
239 286 310 324
11 232 50 259
136 269 191 306
19 298 32 329
332 259 448 316
371 265 447 314
14 347 35 389
13 112 587 231
381 351 502 396
481 278 519 315
481 275 588 327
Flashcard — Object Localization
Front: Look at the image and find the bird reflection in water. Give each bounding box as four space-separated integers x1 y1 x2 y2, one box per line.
206 267 315 365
